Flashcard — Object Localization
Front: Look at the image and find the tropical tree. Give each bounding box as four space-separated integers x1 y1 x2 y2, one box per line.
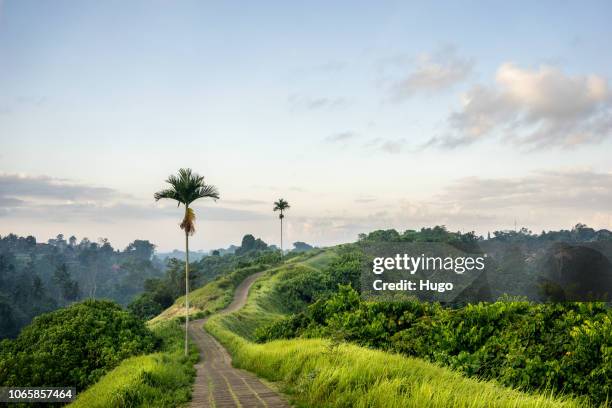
273 198 290 256
154 168 219 355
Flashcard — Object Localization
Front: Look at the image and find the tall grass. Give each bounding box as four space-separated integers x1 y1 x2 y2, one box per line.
204 258 591 408
69 320 198 408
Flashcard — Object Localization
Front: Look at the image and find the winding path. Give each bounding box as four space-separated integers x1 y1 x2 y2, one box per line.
188 272 290 408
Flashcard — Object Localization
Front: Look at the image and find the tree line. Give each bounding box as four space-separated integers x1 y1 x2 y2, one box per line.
0 233 163 338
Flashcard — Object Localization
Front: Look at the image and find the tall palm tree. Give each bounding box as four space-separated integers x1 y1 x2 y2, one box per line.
154 168 219 356
273 198 290 256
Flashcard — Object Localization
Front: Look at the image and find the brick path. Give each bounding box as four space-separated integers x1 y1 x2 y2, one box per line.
189 272 290 408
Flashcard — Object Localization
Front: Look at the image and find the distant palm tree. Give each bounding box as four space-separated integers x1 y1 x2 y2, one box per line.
155 168 219 356
273 198 290 256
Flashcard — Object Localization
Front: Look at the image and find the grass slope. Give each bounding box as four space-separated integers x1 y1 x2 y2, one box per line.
205 252 589 408
71 260 274 407
69 320 198 408
150 264 266 324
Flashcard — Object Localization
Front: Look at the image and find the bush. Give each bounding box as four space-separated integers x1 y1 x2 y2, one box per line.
207 258 586 408
0 300 156 390
270 248 362 313
257 286 611 405
128 293 165 320
69 320 198 408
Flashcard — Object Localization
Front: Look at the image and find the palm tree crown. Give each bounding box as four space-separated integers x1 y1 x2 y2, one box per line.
273 198 290 219
273 198 290 256
154 168 219 234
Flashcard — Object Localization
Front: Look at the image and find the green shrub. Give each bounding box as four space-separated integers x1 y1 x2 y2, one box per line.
207 257 587 408
0 300 156 390
69 320 198 408
257 286 611 405
128 292 165 320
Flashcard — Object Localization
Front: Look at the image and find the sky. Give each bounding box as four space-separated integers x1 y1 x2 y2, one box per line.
1 0 612 251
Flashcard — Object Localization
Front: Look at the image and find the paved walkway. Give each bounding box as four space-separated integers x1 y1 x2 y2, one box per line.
188 272 290 408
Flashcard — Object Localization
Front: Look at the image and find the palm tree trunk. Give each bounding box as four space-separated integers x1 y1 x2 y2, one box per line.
184 216 190 357
280 215 283 257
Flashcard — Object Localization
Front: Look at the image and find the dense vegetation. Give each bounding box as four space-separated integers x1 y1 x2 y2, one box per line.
0 234 163 338
69 247 285 406
130 234 281 320
69 320 198 408
257 285 611 405
205 253 586 407
0 300 156 390
253 229 612 405
357 224 612 244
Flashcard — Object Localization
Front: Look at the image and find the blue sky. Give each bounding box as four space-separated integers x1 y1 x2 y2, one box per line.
1 1 612 251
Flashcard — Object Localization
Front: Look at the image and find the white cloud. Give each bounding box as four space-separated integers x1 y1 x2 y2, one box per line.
388 47 473 100
288 94 348 111
0 173 267 223
364 137 406 153
0 173 122 201
438 169 612 211
434 63 612 148
324 131 358 143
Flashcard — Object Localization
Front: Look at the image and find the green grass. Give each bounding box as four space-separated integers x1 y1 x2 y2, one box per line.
70 262 278 407
150 264 266 324
69 320 198 408
204 255 591 408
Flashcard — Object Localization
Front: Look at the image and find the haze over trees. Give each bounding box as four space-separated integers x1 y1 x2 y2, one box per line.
0 234 163 339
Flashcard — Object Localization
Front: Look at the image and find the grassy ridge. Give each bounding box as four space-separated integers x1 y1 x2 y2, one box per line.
205 255 589 408
69 257 285 407
69 320 198 408
150 264 267 324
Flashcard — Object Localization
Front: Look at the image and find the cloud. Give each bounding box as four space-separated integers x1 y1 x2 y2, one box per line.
293 169 612 242
365 138 406 153
0 173 268 223
324 131 358 143
431 63 612 148
288 94 348 111
0 200 268 223
0 196 24 207
355 196 377 204
388 47 473 100
0 173 122 201
437 169 612 212
222 199 268 206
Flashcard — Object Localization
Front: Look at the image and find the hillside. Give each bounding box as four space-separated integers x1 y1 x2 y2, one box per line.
0 234 163 338
203 249 588 408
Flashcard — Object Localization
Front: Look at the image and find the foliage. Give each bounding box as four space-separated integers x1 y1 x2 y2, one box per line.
258 285 611 405
0 300 156 390
235 234 268 255
68 320 198 408
204 254 587 408
272 198 290 219
128 292 165 321
129 235 279 320
149 251 282 324
0 234 163 338
359 223 612 243
292 241 314 252
269 247 361 313
357 224 612 245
